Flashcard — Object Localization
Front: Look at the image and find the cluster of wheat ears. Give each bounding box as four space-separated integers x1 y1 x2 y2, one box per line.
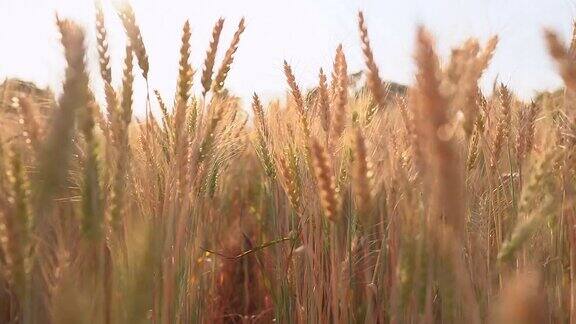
2 1 576 323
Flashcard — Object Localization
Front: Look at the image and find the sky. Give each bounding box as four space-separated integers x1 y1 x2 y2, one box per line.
0 0 575 116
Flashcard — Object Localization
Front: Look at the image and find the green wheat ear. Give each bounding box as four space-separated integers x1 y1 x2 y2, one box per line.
498 150 558 263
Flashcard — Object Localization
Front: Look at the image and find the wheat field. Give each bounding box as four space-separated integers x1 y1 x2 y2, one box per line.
1 1 576 323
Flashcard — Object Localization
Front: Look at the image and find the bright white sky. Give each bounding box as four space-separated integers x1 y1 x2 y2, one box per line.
0 0 575 116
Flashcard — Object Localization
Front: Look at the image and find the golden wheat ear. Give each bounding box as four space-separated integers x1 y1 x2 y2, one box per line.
33 17 88 211
317 68 331 133
358 11 387 123
16 96 43 154
490 84 511 170
283 61 310 140
252 93 267 138
201 18 225 97
352 127 372 222
2 147 31 300
213 18 246 94
115 1 149 80
310 137 339 222
330 45 348 140
176 20 193 108
251 93 275 179
413 25 465 236
545 29 576 92
120 46 134 126
95 0 112 85
109 45 134 231
22 19 91 321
